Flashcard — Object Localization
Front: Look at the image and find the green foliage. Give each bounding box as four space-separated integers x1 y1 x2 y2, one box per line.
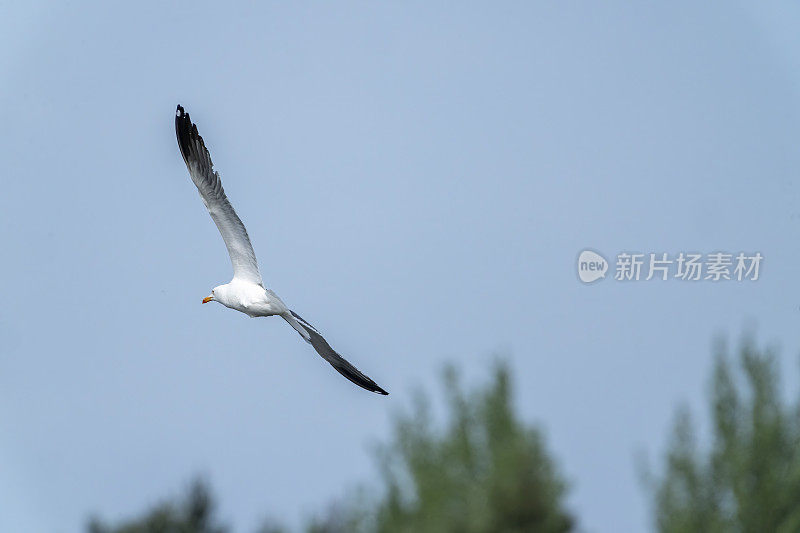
87 479 229 533
309 361 574 533
86 360 573 533
647 337 800 533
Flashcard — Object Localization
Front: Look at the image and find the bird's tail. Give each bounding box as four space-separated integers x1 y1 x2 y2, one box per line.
282 311 389 395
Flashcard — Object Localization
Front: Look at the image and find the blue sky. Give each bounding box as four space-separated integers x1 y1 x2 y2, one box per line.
2 2 800 531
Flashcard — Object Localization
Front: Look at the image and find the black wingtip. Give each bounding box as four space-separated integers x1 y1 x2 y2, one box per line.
363 382 389 395
174 104 206 169
330 353 390 395
175 105 191 165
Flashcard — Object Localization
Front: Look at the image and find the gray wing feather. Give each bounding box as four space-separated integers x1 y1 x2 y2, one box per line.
284 311 389 395
175 105 263 286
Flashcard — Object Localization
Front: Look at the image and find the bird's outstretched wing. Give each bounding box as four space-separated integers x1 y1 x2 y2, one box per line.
283 311 389 395
175 105 263 286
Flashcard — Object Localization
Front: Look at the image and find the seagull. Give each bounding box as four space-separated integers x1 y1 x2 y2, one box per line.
175 105 388 395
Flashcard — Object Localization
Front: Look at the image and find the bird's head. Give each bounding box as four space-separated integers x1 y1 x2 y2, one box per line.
202 286 221 304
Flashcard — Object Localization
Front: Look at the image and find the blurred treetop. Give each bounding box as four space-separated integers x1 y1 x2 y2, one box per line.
88 480 227 533
308 361 574 533
88 360 574 533
646 336 800 533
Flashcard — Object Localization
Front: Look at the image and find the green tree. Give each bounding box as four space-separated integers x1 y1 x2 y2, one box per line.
646 337 800 533
87 361 573 533
307 361 574 533
87 479 229 533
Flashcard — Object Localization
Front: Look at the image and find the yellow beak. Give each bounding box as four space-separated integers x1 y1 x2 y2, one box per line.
202 296 213 304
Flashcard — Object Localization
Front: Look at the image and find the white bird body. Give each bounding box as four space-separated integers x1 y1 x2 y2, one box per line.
210 282 288 318
175 105 386 394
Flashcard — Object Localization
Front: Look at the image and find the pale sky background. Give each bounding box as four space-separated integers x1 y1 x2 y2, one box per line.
2 2 800 532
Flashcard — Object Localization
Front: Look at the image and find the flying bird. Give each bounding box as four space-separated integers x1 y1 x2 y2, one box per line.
175 105 388 395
